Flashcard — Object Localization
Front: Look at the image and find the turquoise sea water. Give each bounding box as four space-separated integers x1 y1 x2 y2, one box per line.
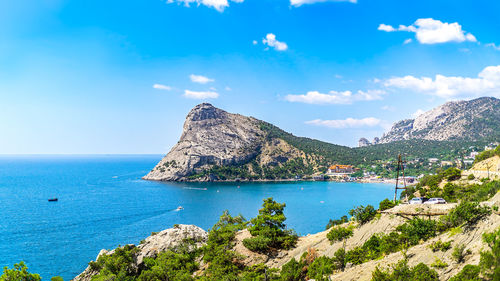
0 155 394 280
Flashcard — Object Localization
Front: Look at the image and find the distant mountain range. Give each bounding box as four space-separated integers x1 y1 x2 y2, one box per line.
360 97 500 146
144 98 499 181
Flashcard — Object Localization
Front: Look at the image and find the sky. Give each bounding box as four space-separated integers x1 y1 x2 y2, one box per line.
1 0 500 154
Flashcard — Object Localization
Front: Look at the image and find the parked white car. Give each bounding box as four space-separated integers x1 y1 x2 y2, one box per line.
409 197 428 204
424 198 447 204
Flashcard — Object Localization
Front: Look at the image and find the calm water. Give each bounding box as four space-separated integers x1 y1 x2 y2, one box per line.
0 155 393 280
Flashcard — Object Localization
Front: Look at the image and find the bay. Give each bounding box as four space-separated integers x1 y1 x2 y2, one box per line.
0 155 394 280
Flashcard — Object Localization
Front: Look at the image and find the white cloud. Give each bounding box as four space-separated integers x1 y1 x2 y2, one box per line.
378 24 396 32
486 43 500 51
403 38 412 44
378 18 477 44
381 105 395 111
252 40 258 45
384 65 500 99
190 74 214 84
166 0 243 12
184 90 219 99
225 86 232 91
284 89 385 105
153 84 172 91
412 109 425 118
290 0 356 7
305 117 382 129
262 33 288 51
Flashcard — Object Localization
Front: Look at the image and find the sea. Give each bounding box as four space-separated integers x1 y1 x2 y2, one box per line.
0 155 394 280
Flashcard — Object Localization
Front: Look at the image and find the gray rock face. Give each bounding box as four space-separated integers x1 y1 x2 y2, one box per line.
358 138 371 147
143 103 265 181
72 224 207 281
380 97 500 143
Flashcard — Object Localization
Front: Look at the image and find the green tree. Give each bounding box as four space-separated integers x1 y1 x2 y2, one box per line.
0 262 41 281
327 226 353 243
349 205 377 225
379 199 396 211
243 198 298 252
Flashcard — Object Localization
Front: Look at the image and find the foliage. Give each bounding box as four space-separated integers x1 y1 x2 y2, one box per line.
279 258 305 281
379 198 396 211
428 240 452 252
396 218 437 246
327 225 353 243
430 257 448 269
474 144 500 163
325 215 348 230
306 256 335 281
443 167 462 181
349 205 377 225
371 259 439 281
50 277 64 281
0 262 41 281
442 201 491 228
89 245 139 281
479 228 500 280
451 244 471 263
449 265 481 281
138 247 198 281
468 174 475 180
332 248 347 272
243 198 298 253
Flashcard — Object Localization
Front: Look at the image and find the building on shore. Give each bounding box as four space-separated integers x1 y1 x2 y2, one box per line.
327 164 355 176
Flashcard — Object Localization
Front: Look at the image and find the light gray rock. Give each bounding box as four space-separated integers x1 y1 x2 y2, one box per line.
72 224 207 281
380 97 500 143
143 103 265 181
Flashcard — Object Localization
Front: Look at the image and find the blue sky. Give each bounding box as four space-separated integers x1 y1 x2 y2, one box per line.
1 0 500 154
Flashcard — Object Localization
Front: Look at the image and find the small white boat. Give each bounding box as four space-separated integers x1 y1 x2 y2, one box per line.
176 206 184 211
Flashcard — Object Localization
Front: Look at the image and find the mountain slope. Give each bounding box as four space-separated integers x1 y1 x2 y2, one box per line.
380 97 500 143
145 101 498 182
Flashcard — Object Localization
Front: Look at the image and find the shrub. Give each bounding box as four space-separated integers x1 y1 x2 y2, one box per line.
444 201 491 227
326 226 353 243
349 205 377 225
243 198 298 253
51 277 64 281
443 167 462 181
279 258 305 281
307 256 335 281
430 257 448 269
379 198 396 211
0 262 41 281
325 215 348 230
371 259 439 281
332 248 347 272
396 218 437 246
467 174 475 180
451 244 471 263
346 247 367 265
480 228 500 280
449 265 481 281
428 240 452 252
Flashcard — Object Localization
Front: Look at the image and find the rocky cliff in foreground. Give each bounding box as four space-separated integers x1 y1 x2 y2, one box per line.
379 97 500 144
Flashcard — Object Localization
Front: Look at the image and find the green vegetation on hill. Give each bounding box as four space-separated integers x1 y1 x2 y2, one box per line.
186 119 497 180
474 144 500 163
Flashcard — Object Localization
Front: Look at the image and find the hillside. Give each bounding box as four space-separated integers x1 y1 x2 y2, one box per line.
144 102 497 181
378 97 500 143
71 179 500 281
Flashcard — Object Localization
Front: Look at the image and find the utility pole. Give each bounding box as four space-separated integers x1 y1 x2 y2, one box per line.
394 154 408 203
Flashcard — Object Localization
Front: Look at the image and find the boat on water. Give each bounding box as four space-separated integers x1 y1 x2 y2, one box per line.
48 198 58 202
176 206 184 211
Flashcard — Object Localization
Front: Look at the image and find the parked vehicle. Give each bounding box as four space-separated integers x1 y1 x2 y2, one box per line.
424 198 447 204
409 197 428 204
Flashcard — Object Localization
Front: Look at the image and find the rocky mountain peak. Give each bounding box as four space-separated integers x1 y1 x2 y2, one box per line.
378 97 500 143
187 103 227 122
143 103 265 181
